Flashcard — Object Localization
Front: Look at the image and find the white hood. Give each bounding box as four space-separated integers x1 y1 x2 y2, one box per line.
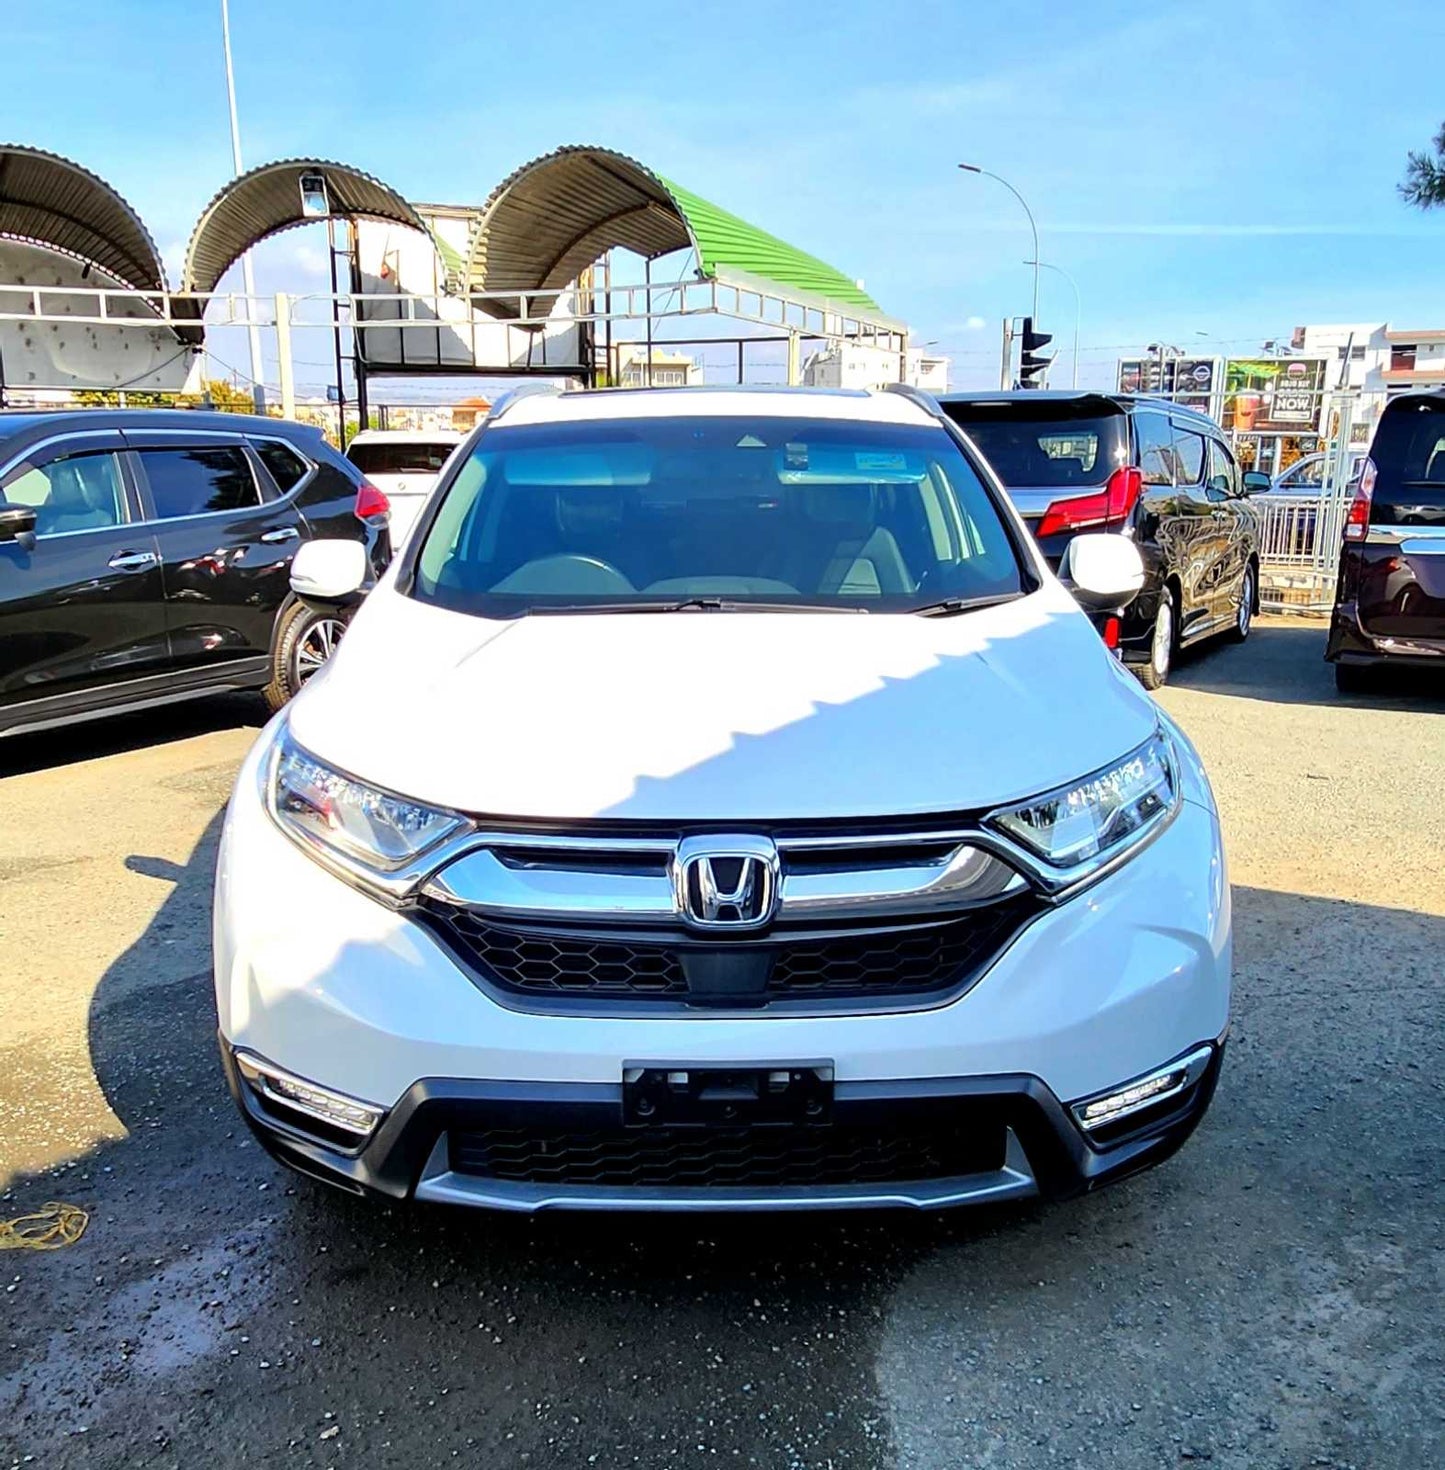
288 582 1157 823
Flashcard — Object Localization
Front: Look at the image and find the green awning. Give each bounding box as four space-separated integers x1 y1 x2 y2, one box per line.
466 145 889 325
658 176 880 314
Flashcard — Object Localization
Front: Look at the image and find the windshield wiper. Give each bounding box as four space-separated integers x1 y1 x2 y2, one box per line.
911 591 1024 618
524 597 865 615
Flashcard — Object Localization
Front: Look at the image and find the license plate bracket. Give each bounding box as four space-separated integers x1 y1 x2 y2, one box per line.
623 1065 834 1127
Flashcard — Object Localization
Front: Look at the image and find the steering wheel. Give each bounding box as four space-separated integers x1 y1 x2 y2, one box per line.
489 554 634 596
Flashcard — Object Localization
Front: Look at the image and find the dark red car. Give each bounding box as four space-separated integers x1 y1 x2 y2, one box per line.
1326 391 1445 692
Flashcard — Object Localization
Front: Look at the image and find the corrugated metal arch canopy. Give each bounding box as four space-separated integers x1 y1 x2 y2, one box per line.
0 144 168 294
182 158 429 294
467 145 885 322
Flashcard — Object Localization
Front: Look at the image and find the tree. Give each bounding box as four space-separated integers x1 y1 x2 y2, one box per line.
70 377 260 412
1400 122 1445 209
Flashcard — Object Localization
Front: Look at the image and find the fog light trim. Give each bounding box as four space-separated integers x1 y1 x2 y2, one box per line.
236 1051 385 1140
1070 1045 1213 1134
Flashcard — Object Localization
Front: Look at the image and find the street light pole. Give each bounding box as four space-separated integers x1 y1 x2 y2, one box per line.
1023 259 1081 388
959 163 1039 324
221 0 266 407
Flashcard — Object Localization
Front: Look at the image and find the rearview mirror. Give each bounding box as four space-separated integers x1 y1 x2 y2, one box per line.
1241 471 1270 495
290 539 368 606
1060 533 1146 611
0 505 38 550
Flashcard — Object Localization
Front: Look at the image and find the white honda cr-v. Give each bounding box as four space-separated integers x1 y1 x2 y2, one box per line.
214 385 1230 1214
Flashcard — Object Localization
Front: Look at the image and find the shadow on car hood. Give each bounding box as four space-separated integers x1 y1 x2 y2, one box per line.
287 583 1158 823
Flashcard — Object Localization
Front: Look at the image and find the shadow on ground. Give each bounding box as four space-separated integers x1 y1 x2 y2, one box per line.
1168 618 1445 712
0 693 266 778
2 820 1442 1468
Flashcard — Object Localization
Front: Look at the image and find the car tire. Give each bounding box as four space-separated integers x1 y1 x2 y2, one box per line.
1333 662 1374 696
1133 588 1175 691
1227 564 1256 643
263 600 348 714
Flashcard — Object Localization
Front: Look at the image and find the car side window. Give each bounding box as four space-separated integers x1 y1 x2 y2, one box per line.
0 449 129 537
251 439 310 494
1206 440 1238 502
135 445 261 520
1133 413 1175 487
1171 428 1206 486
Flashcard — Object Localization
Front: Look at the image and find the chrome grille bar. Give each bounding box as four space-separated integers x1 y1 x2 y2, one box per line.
422 833 1026 925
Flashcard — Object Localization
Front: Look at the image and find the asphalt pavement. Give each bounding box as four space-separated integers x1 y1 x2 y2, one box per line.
2 619 1442 1469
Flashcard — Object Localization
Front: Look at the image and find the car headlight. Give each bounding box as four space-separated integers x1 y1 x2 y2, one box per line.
988 731 1178 881
266 726 466 879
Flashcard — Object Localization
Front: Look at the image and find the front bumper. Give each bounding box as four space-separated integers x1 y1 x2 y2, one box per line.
214 729 1231 1212
222 1039 1225 1212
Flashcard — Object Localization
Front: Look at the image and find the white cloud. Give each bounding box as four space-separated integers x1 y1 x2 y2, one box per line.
1048 222 1428 238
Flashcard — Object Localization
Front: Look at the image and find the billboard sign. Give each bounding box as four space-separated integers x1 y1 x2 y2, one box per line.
1116 355 1219 413
1222 357 1327 434
1171 357 1217 412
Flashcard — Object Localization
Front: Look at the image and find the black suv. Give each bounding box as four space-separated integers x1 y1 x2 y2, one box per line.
1326 390 1445 692
937 391 1262 688
0 410 390 739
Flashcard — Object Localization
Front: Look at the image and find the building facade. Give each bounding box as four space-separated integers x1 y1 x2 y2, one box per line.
1292 322 1445 432
802 344 949 392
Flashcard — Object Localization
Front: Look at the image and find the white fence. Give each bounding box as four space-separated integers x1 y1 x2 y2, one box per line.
1253 392 1362 612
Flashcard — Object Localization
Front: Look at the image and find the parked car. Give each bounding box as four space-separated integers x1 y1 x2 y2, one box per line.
346 430 463 548
1325 390 1445 692
214 384 1230 1217
0 409 391 738
1269 450 1366 494
936 391 1262 689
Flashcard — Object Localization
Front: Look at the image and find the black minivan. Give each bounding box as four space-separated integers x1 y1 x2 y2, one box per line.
1326 390 1445 692
937 391 1262 688
0 409 390 739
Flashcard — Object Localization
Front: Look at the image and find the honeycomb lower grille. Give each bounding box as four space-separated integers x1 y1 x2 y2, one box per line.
449 1120 1007 1188
768 903 1029 997
417 911 688 996
413 894 1038 1008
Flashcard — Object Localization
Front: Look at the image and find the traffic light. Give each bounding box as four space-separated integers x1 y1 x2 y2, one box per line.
1019 317 1053 388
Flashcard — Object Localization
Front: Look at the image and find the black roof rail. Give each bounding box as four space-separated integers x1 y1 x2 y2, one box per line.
881 381 949 421
484 381 566 425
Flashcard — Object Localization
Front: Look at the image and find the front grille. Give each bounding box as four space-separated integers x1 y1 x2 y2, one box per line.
413 893 1038 1009
768 902 1029 996
420 909 688 996
449 1119 1007 1188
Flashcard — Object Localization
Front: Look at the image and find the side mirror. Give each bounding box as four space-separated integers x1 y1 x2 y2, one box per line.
1060 533 1146 612
290 539 368 606
1242 471 1270 495
0 505 38 550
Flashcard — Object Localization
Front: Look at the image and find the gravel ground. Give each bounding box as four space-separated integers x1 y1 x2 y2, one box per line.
1 618 1442 1469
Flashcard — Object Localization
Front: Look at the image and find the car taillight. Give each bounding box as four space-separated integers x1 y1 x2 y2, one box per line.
1342 457 1375 542
354 480 390 522
1035 466 1143 540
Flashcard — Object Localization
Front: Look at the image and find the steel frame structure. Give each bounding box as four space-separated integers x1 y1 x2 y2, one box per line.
0 277 908 409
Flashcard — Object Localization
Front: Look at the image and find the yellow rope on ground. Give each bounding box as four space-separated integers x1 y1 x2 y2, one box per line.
0 1202 89 1250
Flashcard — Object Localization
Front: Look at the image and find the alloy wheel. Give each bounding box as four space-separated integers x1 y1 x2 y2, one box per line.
293 616 346 686
1151 599 1173 680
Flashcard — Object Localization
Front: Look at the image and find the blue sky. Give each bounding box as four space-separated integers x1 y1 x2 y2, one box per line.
5 0 1442 390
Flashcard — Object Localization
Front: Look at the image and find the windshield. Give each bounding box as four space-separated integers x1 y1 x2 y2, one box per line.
348 441 456 475
939 403 1127 489
409 415 1025 615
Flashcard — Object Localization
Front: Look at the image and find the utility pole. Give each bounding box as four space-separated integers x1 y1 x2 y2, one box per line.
221 0 265 410
999 317 1015 389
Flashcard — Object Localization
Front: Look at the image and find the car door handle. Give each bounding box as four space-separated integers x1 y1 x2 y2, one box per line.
107 549 158 572
259 526 300 544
